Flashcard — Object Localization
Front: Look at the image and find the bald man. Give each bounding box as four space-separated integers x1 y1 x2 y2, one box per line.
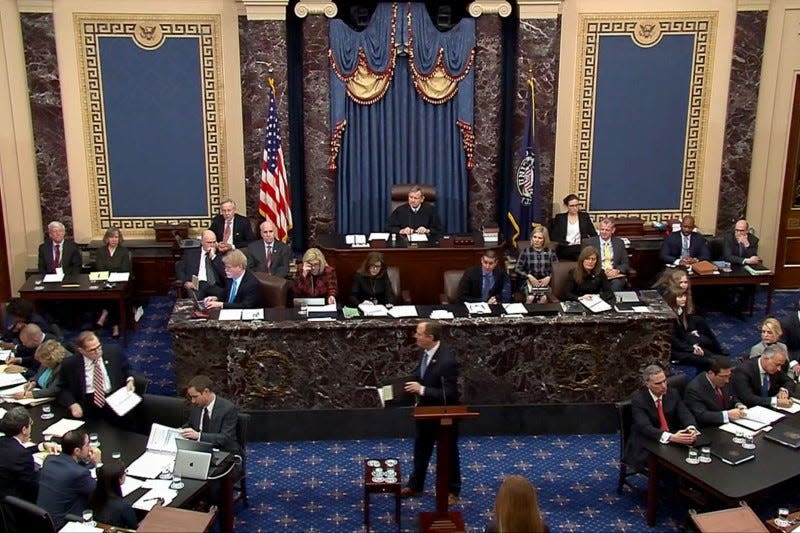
659 215 710 265
175 230 226 299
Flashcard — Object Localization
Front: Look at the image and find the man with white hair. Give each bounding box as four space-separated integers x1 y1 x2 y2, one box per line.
209 198 256 253
37 221 82 275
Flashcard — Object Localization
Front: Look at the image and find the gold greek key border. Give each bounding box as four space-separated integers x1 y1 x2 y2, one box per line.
74 14 225 237
572 12 717 223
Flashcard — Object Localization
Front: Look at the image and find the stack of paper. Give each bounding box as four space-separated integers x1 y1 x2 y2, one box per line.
388 306 418 318
465 302 491 314
502 303 528 315
42 418 85 439
106 387 142 417
358 303 389 317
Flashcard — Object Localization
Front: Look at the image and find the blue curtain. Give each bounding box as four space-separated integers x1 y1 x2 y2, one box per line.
330 3 474 235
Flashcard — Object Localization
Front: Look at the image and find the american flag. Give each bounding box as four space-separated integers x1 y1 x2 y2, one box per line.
259 82 292 242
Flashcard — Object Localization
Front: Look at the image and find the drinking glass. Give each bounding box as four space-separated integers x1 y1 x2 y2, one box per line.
732 431 744 444
170 474 184 490
82 509 95 526
775 508 790 528
89 432 101 447
40 405 53 420
699 446 711 463
685 447 699 465
742 434 756 449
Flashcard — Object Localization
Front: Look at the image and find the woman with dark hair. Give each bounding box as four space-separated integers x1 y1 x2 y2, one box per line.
666 288 727 369
486 475 548 533
515 226 558 304
88 458 138 529
549 194 597 260
564 246 613 302
349 251 396 307
94 227 131 338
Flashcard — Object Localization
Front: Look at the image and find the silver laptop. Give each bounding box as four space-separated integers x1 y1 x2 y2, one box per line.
173 449 212 480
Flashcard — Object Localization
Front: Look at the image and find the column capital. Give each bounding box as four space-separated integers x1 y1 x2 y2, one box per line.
294 1 338 19
468 1 512 18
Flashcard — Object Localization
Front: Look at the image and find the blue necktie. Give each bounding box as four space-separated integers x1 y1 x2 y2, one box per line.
761 373 770 397
420 351 429 379
228 278 239 303
482 273 492 301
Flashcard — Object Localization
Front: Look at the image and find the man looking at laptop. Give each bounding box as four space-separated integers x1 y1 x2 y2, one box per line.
181 375 240 454
176 230 226 299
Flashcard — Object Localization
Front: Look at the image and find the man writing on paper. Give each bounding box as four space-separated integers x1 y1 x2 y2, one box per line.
733 344 797 408
624 365 698 471
386 185 443 241
684 356 747 427
401 321 461 506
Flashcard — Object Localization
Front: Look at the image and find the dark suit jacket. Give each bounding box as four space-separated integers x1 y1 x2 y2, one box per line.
412 344 460 406
684 373 740 427
38 239 82 275
209 214 256 250
659 231 711 263
457 265 511 303
94 246 131 272
57 344 131 412
723 232 759 265
245 239 292 278
549 212 596 247
581 236 629 272
185 395 240 453
0 436 39 502
732 357 798 407
625 388 696 470
175 247 226 297
386 203 443 240
37 453 96 530
220 270 263 309
780 312 800 361
94 496 138 530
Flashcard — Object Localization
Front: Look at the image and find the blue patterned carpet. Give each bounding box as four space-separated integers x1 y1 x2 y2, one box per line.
108 287 797 532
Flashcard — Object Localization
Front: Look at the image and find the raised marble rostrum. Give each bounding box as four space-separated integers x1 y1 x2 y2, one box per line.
169 301 673 410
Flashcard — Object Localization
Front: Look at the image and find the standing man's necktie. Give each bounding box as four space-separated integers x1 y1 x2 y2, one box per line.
419 351 429 379
228 278 239 303
54 244 61 270
761 373 770 397
202 407 211 432
603 241 612 270
222 220 232 244
93 362 106 408
656 399 669 431
266 245 272 274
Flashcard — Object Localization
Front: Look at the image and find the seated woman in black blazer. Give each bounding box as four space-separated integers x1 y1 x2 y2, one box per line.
94 227 131 338
564 246 613 302
89 458 138 530
349 251 396 307
549 194 597 260
665 287 727 369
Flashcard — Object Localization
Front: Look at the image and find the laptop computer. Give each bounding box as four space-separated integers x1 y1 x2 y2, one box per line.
173 449 212 480
175 438 231 467
293 297 325 307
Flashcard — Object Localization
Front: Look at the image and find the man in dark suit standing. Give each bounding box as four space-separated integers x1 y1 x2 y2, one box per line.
0 407 60 504
624 365 698 471
209 198 256 253
582 218 629 291
176 230 226 299
659 215 710 265
246 220 292 277
37 221 82 275
180 374 240 453
203 250 263 310
386 185 443 241
457 250 511 304
733 344 797 408
401 321 461 506
685 356 746 427
37 429 100 530
58 331 136 424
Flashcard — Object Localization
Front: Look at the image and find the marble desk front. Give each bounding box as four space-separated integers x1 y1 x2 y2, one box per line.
168 301 674 410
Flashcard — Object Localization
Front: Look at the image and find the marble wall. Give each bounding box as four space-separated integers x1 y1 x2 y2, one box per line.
716 11 768 233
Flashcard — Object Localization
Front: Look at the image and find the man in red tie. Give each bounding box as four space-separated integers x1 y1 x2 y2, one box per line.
245 220 292 277
624 365 697 471
37 221 82 275
684 356 746 427
209 199 256 253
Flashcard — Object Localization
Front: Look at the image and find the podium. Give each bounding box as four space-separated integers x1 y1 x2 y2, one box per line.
413 405 479 514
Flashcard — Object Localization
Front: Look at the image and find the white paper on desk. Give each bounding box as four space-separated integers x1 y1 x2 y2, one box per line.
632 306 651 312
388 305 418 318
126 451 175 479
142 479 174 490
744 405 785 425
503 303 528 315
43 273 64 282
146 423 181 453
108 272 130 282
0 349 11 360
0 383 26 397
358 303 389 317
120 475 145 497
429 309 454 319
106 387 142 417
0 407 6 419
614 291 639 303
43 418 85 438
241 308 264 320
132 488 178 511
368 232 390 241
59 521 104 533
218 309 242 321
0 373 26 388
777 401 800 414
89 271 109 282
408 233 428 242
465 302 491 314
733 417 768 431
718 423 756 438
345 234 367 245
579 295 612 313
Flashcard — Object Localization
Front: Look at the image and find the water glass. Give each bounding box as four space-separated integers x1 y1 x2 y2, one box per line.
742 434 756 449
699 446 711 463
733 431 745 444
775 508 790 528
89 432 101 447
685 447 699 465
40 405 54 420
170 474 184 490
82 509 95 526
111 451 121 460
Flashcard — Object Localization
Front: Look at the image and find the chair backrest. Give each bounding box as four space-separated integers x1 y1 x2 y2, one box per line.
615 399 633 461
549 261 577 302
386 266 401 301
390 184 437 212
253 272 291 308
442 270 464 304
135 393 189 436
2 495 56 533
236 412 250 459
667 373 688 399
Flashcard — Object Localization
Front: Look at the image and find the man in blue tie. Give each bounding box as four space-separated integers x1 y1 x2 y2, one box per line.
732 344 797 408
456 250 511 304
659 215 711 266
401 321 461 506
203 250 263 310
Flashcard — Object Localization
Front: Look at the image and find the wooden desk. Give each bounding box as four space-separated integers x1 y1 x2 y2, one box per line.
688 265 774 315
137 504 216 532
317 234 504 304
18 274 132 345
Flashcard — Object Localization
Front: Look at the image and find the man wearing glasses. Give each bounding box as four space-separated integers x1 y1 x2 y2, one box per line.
723 219 761 314
180 375 240 454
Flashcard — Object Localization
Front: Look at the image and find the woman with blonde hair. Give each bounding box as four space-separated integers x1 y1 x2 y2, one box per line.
489 475 547 533
515 226 558 304
292 248 338 305
652 268 690 295
749 317 788 359
12 340 68 400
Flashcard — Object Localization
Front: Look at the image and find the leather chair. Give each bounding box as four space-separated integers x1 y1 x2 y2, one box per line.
234 412 250 508
1 495 57 533
135 393 189 436
390 184 437 212
253 272 291 308
440 270 464 304
548 261 577 302
386 266 412 304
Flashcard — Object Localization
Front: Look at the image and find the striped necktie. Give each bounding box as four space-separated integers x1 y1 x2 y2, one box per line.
93 361 106 407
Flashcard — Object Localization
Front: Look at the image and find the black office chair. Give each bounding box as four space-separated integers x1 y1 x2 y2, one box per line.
1 496 56 533
615 399 645 495
135 393 188 436
130 371 150 396
234 412 251 508
667 372 688 398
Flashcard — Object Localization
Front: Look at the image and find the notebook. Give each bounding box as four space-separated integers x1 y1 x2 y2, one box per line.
764 424 800 449
710 441 755 465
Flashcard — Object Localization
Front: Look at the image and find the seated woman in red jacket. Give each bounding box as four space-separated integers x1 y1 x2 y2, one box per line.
292 248 338 305
666 287 727 369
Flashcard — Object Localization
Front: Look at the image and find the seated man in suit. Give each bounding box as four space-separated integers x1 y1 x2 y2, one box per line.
723 219 760 266
659 215 710 266
246 220 292 277
176 230 226 300
778 300 800 378
38 221 82 275
37 429 100 531
624 365 698 471
58 331 136 425
0 407 60 504
209 198 256 253
581 217 629 292
457 250 511 304
733 344 797 408
180 374 240 454
386 185 443 242
1 297 53 350
203 249 263 310
684 356 746 427
6 323 63 375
